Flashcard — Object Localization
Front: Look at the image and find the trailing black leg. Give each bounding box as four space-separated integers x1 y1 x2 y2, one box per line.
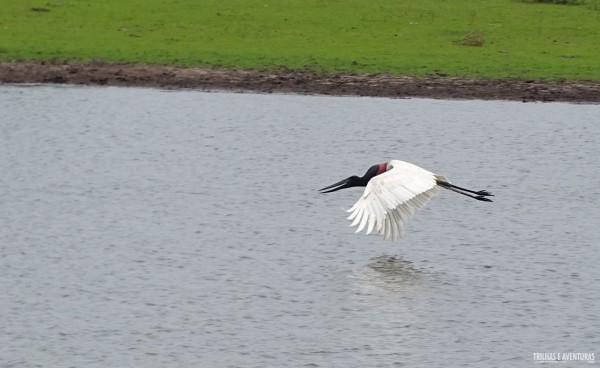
437 181 494 197
437 181 493 202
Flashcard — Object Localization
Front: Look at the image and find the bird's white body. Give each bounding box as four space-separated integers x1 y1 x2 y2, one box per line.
346 160 446 241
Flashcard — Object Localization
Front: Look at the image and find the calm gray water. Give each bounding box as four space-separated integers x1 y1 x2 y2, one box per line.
1 85 599 367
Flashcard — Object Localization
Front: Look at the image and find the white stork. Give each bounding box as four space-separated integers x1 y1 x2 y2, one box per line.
319 160 493 241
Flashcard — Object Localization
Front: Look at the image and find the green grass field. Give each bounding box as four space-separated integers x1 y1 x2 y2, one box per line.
1 0 599 79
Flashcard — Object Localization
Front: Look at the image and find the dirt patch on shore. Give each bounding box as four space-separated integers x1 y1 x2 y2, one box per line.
1 61 598 102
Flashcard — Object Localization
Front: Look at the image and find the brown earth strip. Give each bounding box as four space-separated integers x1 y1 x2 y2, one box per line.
1 61 599 102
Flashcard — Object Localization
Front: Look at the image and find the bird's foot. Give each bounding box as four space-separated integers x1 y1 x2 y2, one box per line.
477 190 494 196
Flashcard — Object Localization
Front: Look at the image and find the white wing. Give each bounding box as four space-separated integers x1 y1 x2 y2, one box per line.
346 160 445 241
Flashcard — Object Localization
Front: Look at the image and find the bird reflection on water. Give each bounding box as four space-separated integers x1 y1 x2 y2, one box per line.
354 255 425 293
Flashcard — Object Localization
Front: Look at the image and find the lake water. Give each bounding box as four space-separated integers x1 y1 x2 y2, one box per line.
1 85 599 367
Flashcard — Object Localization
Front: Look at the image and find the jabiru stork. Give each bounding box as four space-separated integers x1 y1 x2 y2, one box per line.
319 160 493 241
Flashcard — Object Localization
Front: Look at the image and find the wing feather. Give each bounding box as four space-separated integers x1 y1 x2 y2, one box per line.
346 160 441 241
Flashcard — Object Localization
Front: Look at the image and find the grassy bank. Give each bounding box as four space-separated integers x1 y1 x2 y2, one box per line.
1 0 599 80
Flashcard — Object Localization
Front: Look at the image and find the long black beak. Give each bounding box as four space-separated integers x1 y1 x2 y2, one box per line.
319 177 352 193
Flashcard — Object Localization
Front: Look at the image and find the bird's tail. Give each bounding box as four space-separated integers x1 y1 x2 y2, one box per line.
435 175 450 184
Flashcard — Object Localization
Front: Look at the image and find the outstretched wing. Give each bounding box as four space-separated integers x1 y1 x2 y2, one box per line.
347 160 443 241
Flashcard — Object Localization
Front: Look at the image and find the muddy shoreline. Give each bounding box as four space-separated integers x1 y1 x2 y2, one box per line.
1 61 599 102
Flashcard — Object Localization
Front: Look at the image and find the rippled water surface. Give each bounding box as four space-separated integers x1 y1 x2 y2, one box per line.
1 85 599 367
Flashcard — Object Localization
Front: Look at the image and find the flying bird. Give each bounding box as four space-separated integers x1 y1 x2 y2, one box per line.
319 160 493 241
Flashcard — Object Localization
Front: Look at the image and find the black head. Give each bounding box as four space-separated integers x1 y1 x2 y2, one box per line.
319 163 385 193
